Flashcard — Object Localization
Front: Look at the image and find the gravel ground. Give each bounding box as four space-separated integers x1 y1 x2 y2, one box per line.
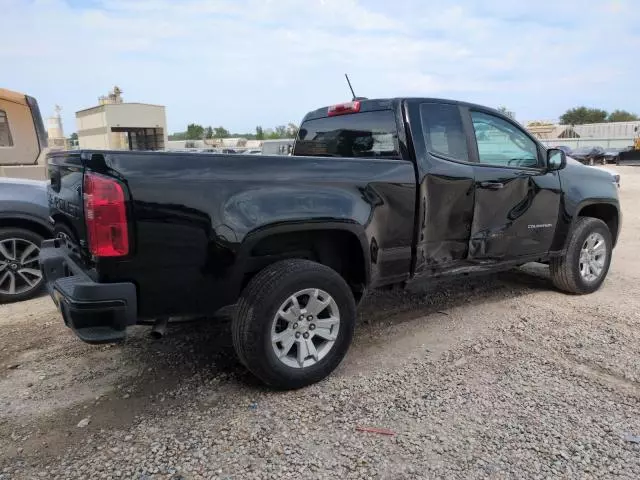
1 167 640 479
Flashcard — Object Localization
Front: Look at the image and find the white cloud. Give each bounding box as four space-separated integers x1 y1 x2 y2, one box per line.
2 0 639 133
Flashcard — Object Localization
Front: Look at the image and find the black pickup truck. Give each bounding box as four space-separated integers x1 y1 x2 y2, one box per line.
41 97 621 389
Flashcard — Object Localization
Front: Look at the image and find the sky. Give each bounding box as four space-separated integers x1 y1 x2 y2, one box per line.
2 0 639 135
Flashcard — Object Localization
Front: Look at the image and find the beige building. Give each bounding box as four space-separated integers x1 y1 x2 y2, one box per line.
526 122 579 140
76 87 167 151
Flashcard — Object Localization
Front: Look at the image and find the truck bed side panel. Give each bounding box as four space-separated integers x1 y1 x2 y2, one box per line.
91 152 416 318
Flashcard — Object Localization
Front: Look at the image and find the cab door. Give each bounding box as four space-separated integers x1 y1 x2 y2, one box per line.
463 108 561 260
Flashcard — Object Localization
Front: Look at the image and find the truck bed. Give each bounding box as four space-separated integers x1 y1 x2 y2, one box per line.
46 149 416 319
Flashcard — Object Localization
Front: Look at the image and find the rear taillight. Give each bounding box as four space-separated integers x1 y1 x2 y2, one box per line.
328 100 361 116
83 172 129 257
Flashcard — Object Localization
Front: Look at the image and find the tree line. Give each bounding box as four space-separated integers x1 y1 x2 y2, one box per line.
498 106 638 125
559 107 638 125
169 123 298 141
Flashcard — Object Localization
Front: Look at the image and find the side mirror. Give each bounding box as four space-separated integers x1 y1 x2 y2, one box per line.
547 148 567 171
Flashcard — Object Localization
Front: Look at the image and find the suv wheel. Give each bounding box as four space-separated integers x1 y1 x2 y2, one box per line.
550 217 612 294
233 259 356 389
0 228 45 303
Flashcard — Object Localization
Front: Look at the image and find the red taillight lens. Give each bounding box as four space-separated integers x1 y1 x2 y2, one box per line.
328 100 361 117
83 173 129 257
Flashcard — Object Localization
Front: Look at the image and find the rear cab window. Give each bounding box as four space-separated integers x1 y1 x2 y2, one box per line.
419 103 469 162
293 105 400 159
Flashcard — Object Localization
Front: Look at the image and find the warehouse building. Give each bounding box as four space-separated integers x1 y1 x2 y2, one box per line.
528 120 639 149
76 87 167 151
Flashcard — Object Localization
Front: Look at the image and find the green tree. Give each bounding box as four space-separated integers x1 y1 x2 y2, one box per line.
497 106 515 119
286 122 299 137
214 126 230 138
607 110 639 122
204 126 214 139
67 132 79 147
274 125 288 138
255 126 264 140
560 107 608 125
186 123 205 140
168 132 187 141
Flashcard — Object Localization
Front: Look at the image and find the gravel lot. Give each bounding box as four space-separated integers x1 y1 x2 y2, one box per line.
1 167 639 480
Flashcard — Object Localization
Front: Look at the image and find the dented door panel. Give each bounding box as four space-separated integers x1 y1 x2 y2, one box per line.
420 162 475 270
404 99 476 275
470 166 561 259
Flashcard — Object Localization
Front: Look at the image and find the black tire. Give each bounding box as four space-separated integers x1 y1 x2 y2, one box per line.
233 259 356 389
0 227 45 303
550 217 612 294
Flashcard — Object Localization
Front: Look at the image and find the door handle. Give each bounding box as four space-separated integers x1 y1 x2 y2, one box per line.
480 181 504 189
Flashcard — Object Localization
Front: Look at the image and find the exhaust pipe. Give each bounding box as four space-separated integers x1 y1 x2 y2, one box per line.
150 317 169 339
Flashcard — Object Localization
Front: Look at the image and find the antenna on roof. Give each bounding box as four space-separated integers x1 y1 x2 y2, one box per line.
344 74 357 101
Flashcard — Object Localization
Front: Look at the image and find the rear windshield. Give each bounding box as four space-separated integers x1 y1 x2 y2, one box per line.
293 110 400 159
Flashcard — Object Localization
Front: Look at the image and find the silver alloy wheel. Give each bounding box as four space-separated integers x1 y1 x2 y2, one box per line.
271 288 340 369
0 238 43 296
579 232 607 282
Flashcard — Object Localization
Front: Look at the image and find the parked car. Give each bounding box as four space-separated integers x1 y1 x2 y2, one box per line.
42 97 620 389
567 158 621 188
0 177 53 302
569 146 606 165
262 139 294 155
555 145 573 156
602 146 634 164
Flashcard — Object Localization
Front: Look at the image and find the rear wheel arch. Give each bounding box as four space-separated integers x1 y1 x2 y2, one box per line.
237 222 370 303
0 214 52 240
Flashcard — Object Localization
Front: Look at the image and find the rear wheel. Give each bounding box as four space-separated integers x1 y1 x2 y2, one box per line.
0 228 45 303
233 259 356 389
550 217 612 294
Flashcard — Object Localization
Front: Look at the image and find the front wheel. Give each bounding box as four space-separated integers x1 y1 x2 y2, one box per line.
550 217 612 294
233 259 356 389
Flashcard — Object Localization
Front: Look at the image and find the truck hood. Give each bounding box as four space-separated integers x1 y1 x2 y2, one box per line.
565 157 619 187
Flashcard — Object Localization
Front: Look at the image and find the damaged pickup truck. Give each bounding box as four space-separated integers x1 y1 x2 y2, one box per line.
41 97 621 389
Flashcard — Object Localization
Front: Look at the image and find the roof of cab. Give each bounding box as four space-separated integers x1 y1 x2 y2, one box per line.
0 88 28 106
300 97 525 127
302 98 397 122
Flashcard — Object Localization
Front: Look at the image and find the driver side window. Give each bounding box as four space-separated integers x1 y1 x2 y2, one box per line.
471 111 539 168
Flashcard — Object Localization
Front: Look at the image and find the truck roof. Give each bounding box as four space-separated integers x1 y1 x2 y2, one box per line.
301 97 509 122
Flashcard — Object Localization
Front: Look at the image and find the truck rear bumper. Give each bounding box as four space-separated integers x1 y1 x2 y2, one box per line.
39 239 137 344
